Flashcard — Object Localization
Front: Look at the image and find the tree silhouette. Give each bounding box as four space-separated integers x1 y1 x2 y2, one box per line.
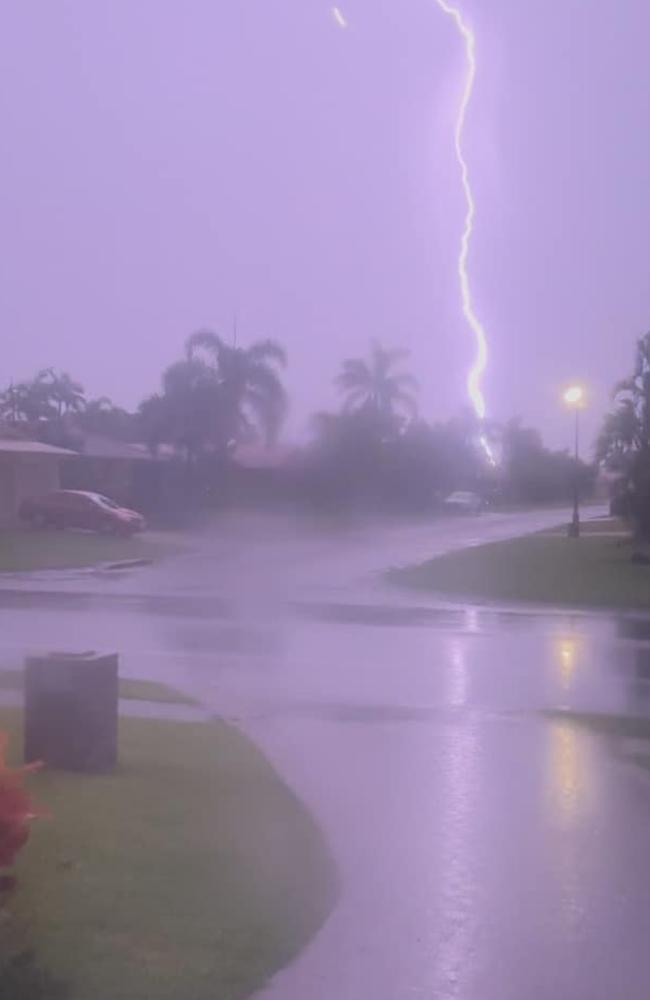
35 370 85 418
185 330 287 446
598 332 650 538
334 342 418 424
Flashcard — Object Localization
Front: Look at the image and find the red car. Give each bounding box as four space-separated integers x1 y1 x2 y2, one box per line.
19 490 146 536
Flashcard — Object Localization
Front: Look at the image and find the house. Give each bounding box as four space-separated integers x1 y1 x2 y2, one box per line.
0 438 75 524
61 432 156 505
229 443 302 505
232 443 298 471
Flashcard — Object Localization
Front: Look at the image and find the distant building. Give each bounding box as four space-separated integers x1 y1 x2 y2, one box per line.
0 438 75 523
229 443 302 505
61 431 160 506
231 443 298 471
0 428 303 524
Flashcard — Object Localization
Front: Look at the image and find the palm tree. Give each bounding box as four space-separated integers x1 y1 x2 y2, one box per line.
0 382 27 423
138 357 223 460
596 402 639 470
138 393 170 456
599 332 650 539
185 330 288 446
84 396 114 417
599 333 650 468
36 370 85 418
335 342 418 423
0 379 54 423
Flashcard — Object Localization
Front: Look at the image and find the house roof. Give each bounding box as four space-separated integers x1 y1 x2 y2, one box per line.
0 438 76 457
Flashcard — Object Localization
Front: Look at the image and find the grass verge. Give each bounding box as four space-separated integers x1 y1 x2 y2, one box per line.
0 670 198 706
1 709 336 1000
0 529 175 573
540 516 628 537
389 534 650 610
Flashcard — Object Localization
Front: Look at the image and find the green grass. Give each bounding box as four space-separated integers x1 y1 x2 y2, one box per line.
541 516 628 536
0 530 172 573
1 709 336 1000
490 499 602 514
389 534 650 609
0 670 198 706
113 678 198 706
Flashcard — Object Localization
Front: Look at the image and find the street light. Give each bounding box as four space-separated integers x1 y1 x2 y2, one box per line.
564 386 584 407
563 385 586 537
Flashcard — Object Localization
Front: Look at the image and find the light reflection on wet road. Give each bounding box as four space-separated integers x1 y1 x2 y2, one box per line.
1 508 650 999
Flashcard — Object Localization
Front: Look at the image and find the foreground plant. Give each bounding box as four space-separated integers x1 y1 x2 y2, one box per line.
0 732 43 885
0 736 66 997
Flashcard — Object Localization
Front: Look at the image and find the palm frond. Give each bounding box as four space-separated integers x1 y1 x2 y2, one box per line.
393 390 419 419
385 372 419 393
247 339 287 368
185 329 223 362
335 359 372 395
245 362 287 403
245 389 286 445
341 389 368 412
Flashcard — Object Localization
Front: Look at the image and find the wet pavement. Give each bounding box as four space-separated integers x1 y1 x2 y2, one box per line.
2 507 650 999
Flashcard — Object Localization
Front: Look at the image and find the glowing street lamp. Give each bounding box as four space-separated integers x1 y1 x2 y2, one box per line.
564 386 585 407
563 385 586 538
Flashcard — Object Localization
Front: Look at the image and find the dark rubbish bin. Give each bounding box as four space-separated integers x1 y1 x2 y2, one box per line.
24 651 118 773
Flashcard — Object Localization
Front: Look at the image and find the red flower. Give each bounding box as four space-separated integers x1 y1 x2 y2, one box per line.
0 732 44 872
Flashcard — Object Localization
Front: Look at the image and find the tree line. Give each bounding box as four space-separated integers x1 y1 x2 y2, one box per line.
0 335 595 511
598 331 650 539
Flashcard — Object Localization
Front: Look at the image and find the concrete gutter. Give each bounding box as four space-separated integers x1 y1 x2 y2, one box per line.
99 558 154 571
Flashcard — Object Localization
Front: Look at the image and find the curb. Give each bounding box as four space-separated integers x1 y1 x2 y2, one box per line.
100 558 154 571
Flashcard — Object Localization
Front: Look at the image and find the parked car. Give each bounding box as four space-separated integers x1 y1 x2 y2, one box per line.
443 490 485 515
19 490 146 536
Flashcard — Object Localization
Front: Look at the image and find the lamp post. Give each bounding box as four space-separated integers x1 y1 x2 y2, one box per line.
564 385 585 538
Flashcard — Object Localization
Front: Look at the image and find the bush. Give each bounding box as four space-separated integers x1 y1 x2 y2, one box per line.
0 733 43 873
0 735 63 998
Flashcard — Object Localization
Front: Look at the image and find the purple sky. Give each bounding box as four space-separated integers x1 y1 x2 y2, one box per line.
2 0 650 449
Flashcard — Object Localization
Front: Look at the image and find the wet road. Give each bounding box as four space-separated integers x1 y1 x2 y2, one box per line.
2 507 650 999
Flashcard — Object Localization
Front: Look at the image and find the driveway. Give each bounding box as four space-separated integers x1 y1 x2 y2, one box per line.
3 506 648 999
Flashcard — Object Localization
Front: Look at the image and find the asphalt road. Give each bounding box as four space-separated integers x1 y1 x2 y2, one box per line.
2 506 649 1000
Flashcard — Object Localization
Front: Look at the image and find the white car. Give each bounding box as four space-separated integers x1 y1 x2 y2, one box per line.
443 490 485 515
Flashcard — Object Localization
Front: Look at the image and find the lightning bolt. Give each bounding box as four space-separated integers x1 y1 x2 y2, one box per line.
435 0 492 455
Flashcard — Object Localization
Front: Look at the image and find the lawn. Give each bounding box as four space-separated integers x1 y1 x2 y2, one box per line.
389 533 650 610
541 516 627 536
0 529 173 573
1 711 336 999
0 670 198 706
